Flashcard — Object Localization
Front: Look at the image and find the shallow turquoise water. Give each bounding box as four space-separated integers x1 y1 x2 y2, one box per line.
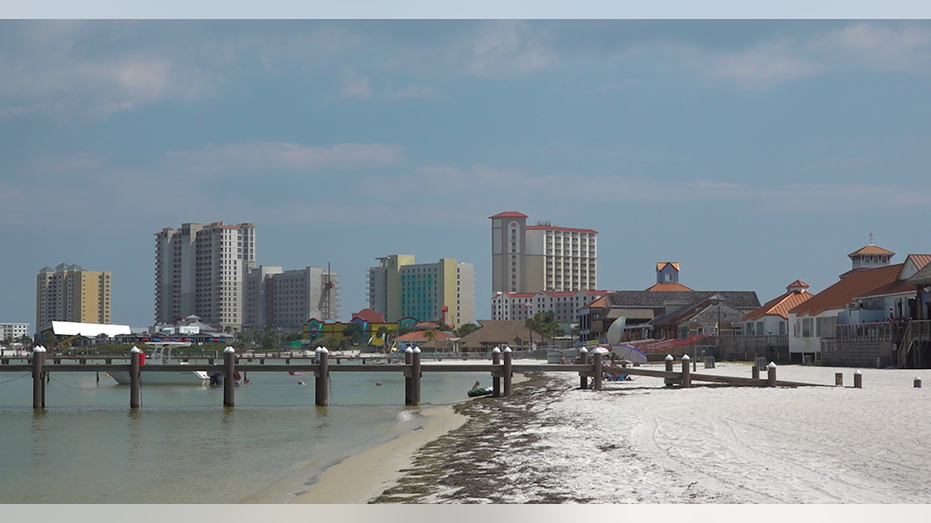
0 361 483 503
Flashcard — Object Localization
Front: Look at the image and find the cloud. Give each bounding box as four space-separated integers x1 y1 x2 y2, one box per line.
4 21 931 119
164 142 405 176
339 68 373 100
0 21 220 119
672 22 931 89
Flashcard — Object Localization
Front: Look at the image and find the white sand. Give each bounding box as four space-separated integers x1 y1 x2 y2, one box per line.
291 360 931 504
483 362 931 503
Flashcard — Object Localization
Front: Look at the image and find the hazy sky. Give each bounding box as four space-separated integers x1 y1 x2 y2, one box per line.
3 19 931 329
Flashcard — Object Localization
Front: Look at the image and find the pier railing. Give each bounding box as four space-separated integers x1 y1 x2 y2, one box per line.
2 347 838 411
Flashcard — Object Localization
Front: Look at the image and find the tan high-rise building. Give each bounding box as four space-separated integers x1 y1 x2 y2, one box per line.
490 211 597 294
36 263 111 330
154 222 256 332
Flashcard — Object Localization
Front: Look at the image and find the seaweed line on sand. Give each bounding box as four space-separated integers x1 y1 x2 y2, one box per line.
369 371 733 504
370 373 589 504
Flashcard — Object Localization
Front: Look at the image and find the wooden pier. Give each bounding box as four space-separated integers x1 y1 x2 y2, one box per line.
1 347 842 410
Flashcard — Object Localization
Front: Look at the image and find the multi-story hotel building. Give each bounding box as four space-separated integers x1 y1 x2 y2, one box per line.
36 263 111 330
1 322 31 341
490 211 597 295
154 222 256 332
367 255 475 326
244 265 340 331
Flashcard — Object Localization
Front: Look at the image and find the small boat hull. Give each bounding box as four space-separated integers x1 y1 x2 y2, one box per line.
108 370 209 385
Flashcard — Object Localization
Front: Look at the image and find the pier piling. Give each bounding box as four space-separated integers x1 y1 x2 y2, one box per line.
223 347 236 407
130 347 141 409
315 348 329 406
578 347 589 390
404 348 413 406
854 369 862 389
32 346 46 409
592 348 605 391
767 362 777 388
835 372 843 386
503 347 513 396
411 347 422 406
681 354 691 389
664 354 675 387
492 347 501 397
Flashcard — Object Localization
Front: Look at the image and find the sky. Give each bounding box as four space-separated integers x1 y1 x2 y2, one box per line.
2 18 931 330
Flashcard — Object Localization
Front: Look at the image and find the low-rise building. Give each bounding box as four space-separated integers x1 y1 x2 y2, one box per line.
0 322 30 341
578 262 759 343
788 243 931 366
491 289 606 324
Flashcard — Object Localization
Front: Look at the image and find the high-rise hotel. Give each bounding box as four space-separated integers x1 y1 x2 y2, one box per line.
36 263 111 330
154 222 256 331
490 211 597 294
367 255 475 326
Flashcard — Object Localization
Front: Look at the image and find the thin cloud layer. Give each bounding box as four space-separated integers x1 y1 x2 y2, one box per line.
164 142 405 177
4 21 931 118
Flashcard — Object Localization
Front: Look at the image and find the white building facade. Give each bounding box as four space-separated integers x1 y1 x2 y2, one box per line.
490 211 597 295
491 290 606 324
0 322 30 341
154 222 256 332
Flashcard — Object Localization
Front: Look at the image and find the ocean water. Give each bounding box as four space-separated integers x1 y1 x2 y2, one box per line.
0 360 483 503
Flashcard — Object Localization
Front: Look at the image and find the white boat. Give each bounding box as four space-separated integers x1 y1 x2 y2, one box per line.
108 344 210 385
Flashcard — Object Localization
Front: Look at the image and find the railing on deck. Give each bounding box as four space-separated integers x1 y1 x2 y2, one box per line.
898 320 931 368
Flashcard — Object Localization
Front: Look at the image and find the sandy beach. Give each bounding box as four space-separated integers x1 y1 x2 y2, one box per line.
295 361 931 504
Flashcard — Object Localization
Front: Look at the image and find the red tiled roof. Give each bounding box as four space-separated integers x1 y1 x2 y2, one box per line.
855 279 919 299
582 296 609 309
790 264 902 317
656 262 680 272
848 244 895 257
906 254 931 271
489 211 528 219
526 225 598 234
645 282 694 292
786 279 810 289
351 308 385 323
743 290 814 321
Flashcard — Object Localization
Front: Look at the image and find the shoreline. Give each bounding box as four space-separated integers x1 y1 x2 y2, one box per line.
289 404 467 504
289 369 531 504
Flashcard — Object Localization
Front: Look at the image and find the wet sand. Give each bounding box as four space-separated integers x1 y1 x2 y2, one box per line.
290 404 467 503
